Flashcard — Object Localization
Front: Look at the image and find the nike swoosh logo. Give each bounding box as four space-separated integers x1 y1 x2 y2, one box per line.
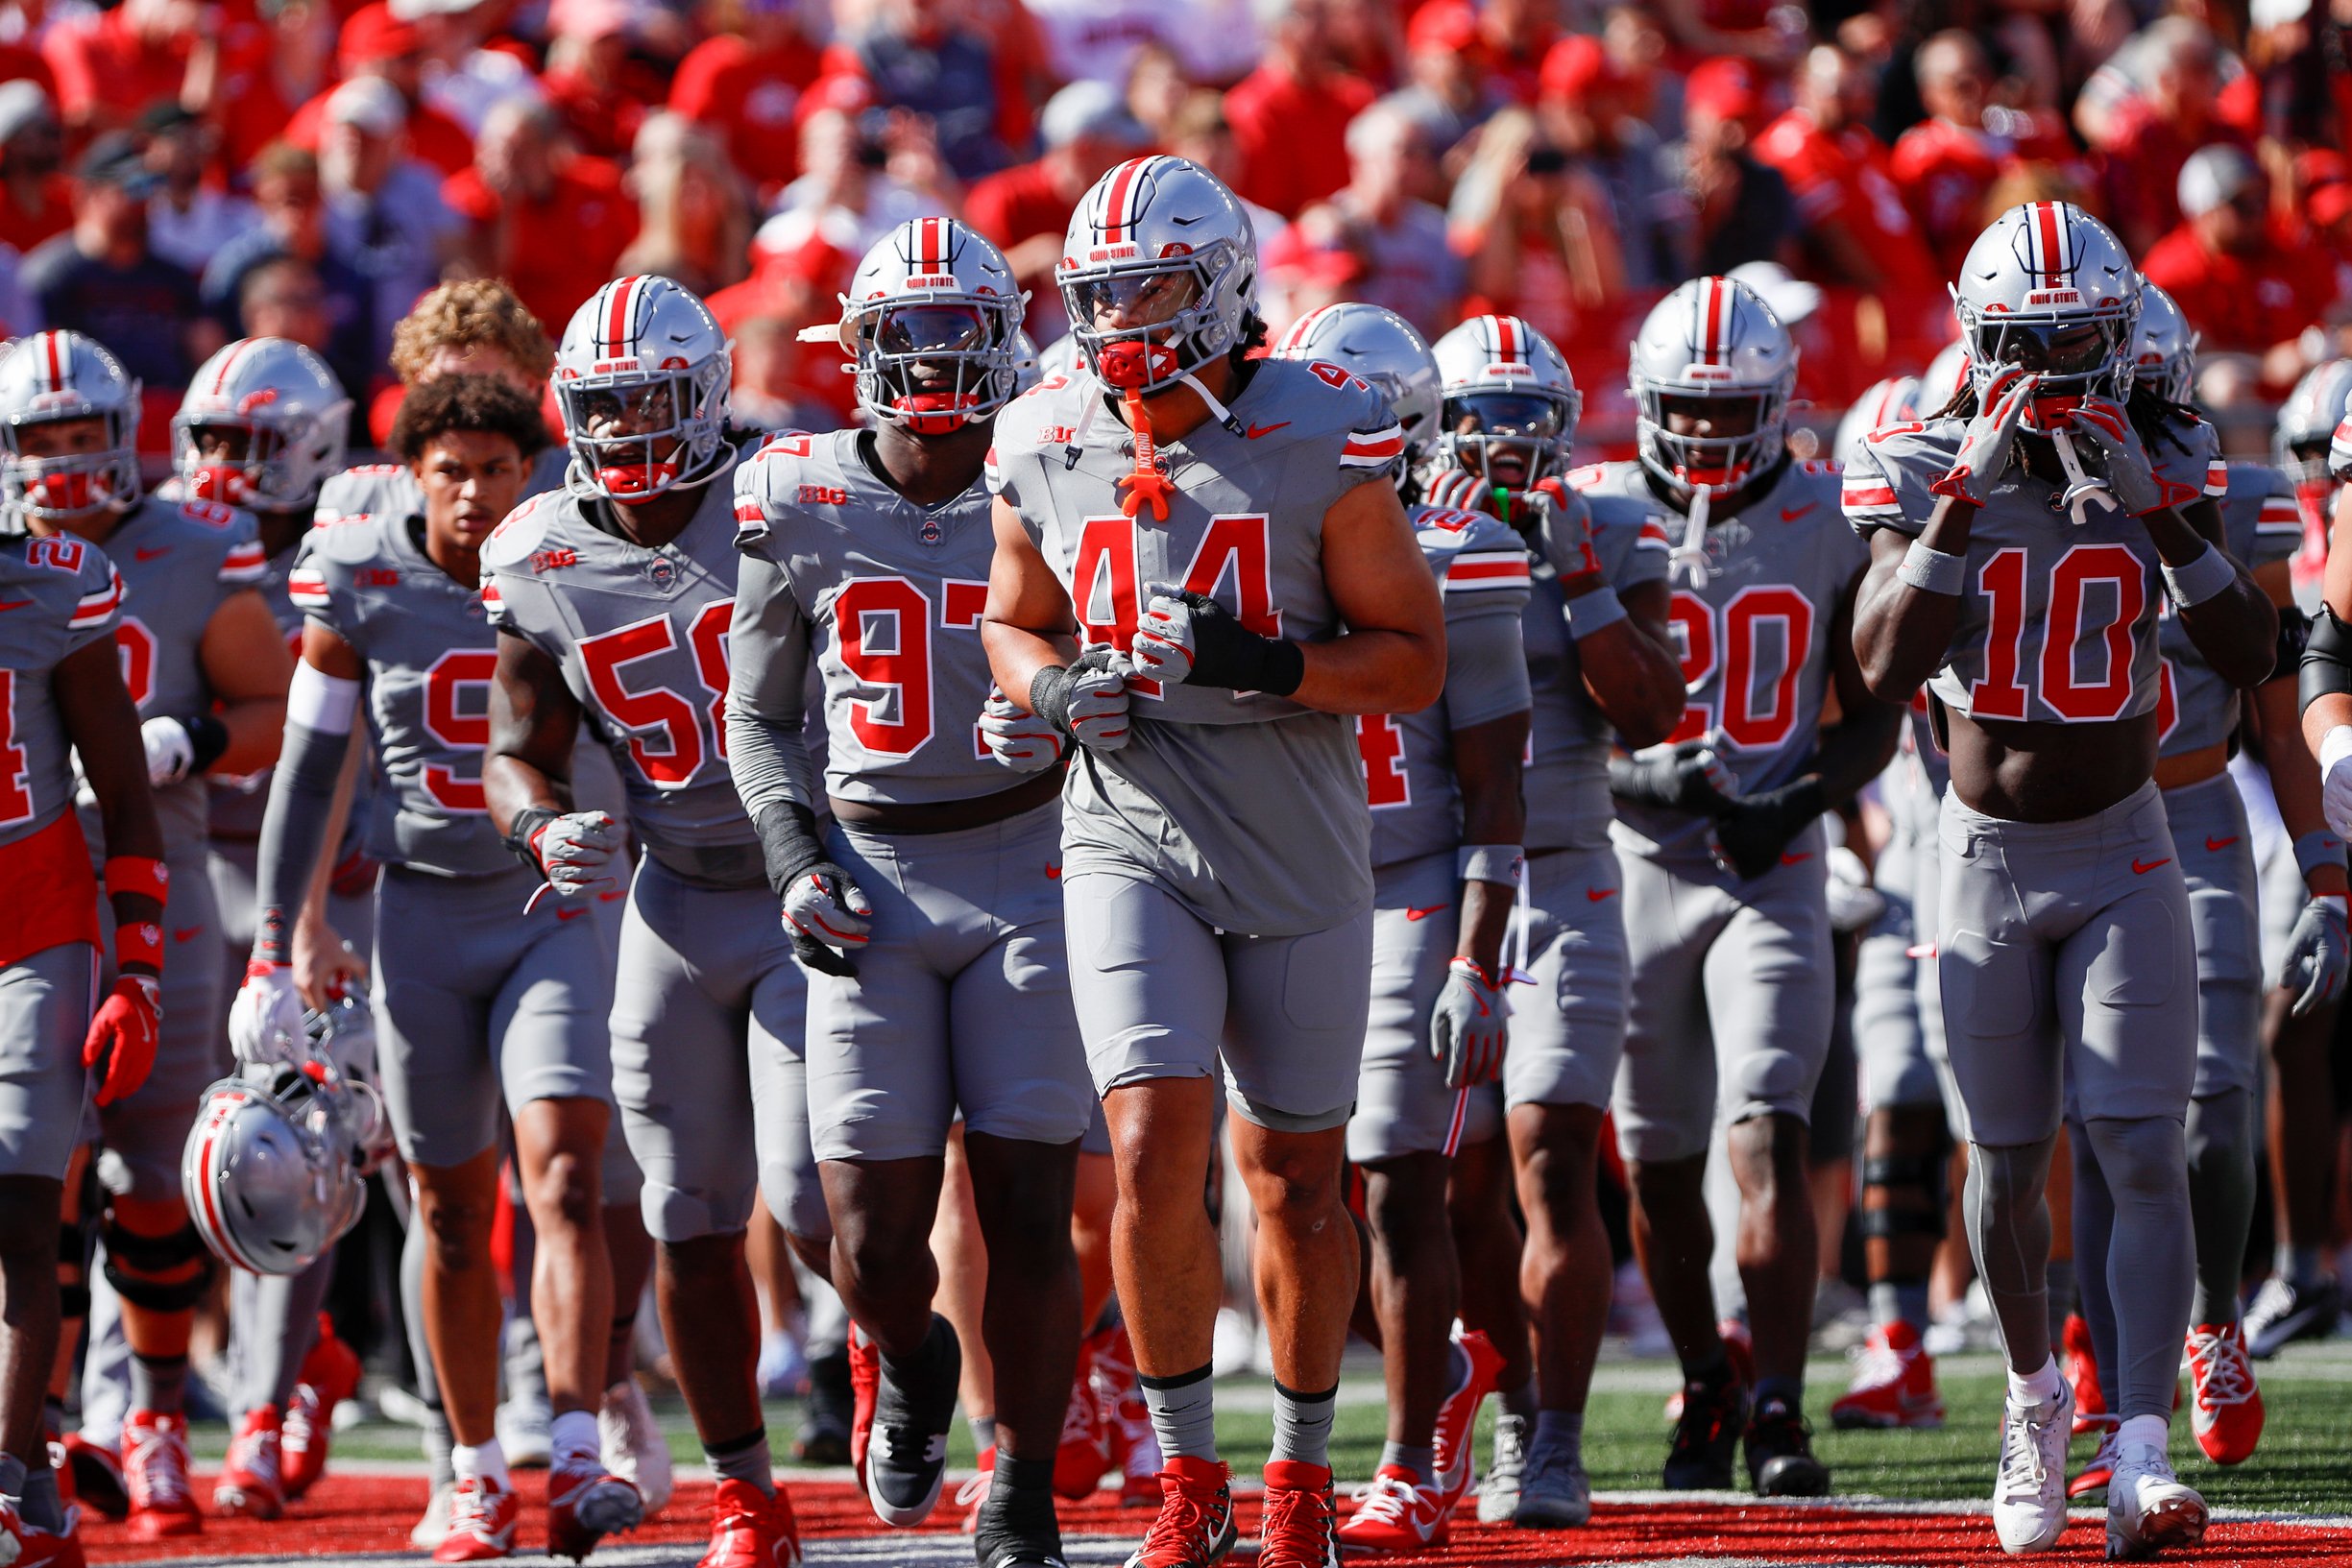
1247 422 1291 440
1169 214 1200 226
1404 904 1448 921
2204 835 2240 852
1780 503 1815 521
134 545 170 561
0 598 29 611
1781 851 1814 865
1046 863 1061 880
1587 887 1618 903
556 906 588 921
173 926 202 942
2133 857 2172 875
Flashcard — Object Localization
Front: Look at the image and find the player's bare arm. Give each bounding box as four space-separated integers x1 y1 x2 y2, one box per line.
56 635 166 953
982 495 1082 704
1293 477 1445 716
1451 709 1527 978
197 587 297 775
1571 576 1683 748
1854 499 1970 702
1818 570 1906 802
483 631 584 832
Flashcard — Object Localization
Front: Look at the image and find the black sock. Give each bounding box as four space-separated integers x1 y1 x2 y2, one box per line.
973 1456 1061 1563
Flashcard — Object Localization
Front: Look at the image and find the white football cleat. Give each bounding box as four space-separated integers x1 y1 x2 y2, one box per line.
2105 1439 2207 1559
1992 1383 2073 1555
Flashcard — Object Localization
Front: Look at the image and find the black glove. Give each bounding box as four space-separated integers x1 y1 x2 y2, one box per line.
754 802 870 977
1609 738 1740 816
1130 586 1306 695
1708 778 1828 880
1030 644 1131 749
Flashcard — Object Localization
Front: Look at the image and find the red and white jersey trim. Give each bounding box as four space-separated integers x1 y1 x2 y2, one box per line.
286 567 332 611
1341 423 1407 468
218 541 269 585
69 566 124 628
1443 551 1533 592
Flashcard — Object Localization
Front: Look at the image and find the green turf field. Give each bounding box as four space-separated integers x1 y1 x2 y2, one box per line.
183 1340 2352 1518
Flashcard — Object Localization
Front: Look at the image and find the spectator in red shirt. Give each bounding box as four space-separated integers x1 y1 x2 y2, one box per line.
616 112 754 301
966 80 1151 338
541 0 654 161
667 0 824 203
282 5 477 179
1890 31 2072 277
38 0 197 134
1412 0 1559 107
1385 0 1507 172
1754 45 1940 317
0 82 74 258
444 98 637 333
1267 101 1463 339
1224 0 1377 218
2094 17 2239 256
183 0 338 180
2141 144 2341 399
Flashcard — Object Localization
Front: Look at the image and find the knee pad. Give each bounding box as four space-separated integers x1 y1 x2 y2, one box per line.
102 1219 216 1313
2082 1117 2188 1205
1860 1150 1950 1240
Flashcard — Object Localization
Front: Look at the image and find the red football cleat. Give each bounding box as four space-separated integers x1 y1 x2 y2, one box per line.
1129 1456 1238 1568
546 1457 643 1561
695 1478 803 1568
2185 1321 2265 1466
1830 1321 1946 1430
956 1445 993 1534
1257 1459 1339 1568
1336 1463 1450 1553
1091 1324 1162 1507
1432 1328 1504 1505
432 1474 520 1562
2065 1314 2113 1436
1054 1330 1112 1500
283 1312 361 1501
122 1411 201 1540
214 1407 285 1520
58 1434 126 1523
847 1329 880 1485
2 1495 87 1568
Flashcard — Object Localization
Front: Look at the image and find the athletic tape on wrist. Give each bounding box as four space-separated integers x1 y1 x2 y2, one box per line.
2161 542 2235 608
103 856 169 900
1456 844 1525 888
1897 540 1965 595
1564 587 1628 639
2294 830 2348 882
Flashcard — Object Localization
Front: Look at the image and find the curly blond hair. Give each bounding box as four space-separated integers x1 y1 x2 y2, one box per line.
389 279 556 387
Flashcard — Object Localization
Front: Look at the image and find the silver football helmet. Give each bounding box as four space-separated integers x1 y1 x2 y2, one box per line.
2277 357 2352 488
2130 281 2198 407
1273 303 1441 471
1952 202 2140 428
1629 276 1797 495
553 274 733 503
1058 155 1257 395
1011 330 1042 395
1427 314 1580 497
1833 375 1921 470
173 338 352 513
182 1048 378 1276
839 218 1025 434
0 330 141 532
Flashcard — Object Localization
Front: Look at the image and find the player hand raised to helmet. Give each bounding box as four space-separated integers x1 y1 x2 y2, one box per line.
2280 892 2350 1018
979 684 1066 771
1429 957 1510 1090
230 959 306 1066
1931 367 2037 507
1530 475 1603 580
1028 645 1130 752
1420 465 1496 516
782 863 873 977
1128 582 1306 696
1609 737 1740 817
2068 397 2199 517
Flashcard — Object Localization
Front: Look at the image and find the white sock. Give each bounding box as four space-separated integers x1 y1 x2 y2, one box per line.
2117 1413 2170 1454
552 1410 600 1468
2006 1357 2066 1407
453 1438 509 1489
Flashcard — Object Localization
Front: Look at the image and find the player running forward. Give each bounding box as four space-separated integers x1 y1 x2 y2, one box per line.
983 156 1446 1568
0 417 167 1568
1594 277 1900 1499
484 275 814 1568
1254 304 1530 1554
6 331 294 1540
2065 286 2334 1498
1826 377 1964 1435
726 218 1096 1568
229 374 643 1563
1409 313 1687 1530
1849 203 2276 1558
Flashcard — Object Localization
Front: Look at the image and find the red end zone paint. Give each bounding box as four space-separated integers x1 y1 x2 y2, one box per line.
76 1473 2352 1566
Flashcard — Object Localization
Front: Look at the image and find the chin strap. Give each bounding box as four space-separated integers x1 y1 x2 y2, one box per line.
1670 486 1713 586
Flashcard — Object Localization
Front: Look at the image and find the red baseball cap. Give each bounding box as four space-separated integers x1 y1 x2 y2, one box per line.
1407 0 1478 56
1685 56 1767 130
340 3 423 69
1540 35 1623 104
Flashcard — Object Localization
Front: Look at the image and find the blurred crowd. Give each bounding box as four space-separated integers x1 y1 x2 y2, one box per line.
0 0 2348 457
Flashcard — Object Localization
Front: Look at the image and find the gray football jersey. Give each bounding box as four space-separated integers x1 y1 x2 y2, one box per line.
289 513 510 877
1522 474 1674 854
1583 459 1864 859
482 474 765 889
729 428 1005 808
313 447 570 531
78 494 266 851
2151 461 2299 760
1844 409 2222 728
1361 501 1531 871
986 357 1403 934
0 532 123 849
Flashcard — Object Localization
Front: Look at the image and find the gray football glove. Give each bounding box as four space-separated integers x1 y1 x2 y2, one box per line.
1429 957 1509 1090
2279 893 2349 1018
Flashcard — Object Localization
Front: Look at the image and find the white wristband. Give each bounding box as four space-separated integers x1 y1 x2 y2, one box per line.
2161 542 2236 608
1897 540 1965 595
2293 830 2347 881
288 661 361 736
1456 844 1526 888
1564 587 1628 639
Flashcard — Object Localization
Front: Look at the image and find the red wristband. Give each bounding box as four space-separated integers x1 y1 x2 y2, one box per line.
103 856 170 900
116 917 164 974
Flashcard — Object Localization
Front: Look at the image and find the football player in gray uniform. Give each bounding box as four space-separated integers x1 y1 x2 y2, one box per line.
983 157 1444 1568
0 376 166 1563
1596 277 1900 1500
231 374 645 1564
1852 203 2276 1557
1260 304 1531 1555
484 275 812 1568
8 330 294 1542
727 218 1096 1568
2065 286 2335 1498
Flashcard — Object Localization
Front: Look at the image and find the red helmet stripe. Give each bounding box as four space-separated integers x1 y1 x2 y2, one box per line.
604 276 643 356
1103 158 1150 244
40 330 61 391
210 336 253 398
1495 316 1519 363
2032 203 2064 287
